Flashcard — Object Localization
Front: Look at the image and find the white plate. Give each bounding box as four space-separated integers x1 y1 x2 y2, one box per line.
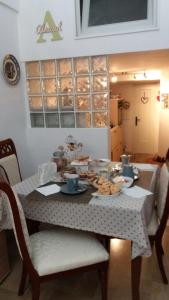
112 176 133 188
93 159 110 167
91 191 121 198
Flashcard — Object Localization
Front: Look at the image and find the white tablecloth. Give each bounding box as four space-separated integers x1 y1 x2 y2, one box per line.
0 164 159 259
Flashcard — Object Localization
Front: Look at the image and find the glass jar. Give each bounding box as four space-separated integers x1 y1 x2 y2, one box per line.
52 151 67 171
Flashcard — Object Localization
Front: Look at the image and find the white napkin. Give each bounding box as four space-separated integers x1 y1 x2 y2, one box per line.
38 161 57 185
133 163 157 171
36 184 61 196
122 185 153 198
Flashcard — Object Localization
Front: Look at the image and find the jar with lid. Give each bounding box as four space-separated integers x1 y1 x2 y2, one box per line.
52 150 67 171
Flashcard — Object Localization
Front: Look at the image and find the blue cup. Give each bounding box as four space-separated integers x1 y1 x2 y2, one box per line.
122 164 134 179
66 174 79 192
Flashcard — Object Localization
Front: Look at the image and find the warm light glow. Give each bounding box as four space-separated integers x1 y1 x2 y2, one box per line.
111 74 118 83
110 238 122 250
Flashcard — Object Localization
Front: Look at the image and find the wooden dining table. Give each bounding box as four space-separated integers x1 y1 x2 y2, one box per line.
0 163 159 300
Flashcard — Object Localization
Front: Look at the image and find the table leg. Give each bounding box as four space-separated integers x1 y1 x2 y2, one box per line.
131 255 142 300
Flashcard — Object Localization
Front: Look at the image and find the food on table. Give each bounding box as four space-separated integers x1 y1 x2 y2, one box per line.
79 170 96 179
61 167 77 178
90 176 120 195
75 155 90 162
113 176 129 184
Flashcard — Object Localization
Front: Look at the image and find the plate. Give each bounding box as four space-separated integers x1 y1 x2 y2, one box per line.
91 191 121 198
112 176 133 188
3 54 20 85
91 159 110 167
61 184 88 195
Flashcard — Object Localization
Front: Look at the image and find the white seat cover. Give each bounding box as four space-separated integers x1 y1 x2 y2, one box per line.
0 155 21 186
30 228 109 276
2 190 31 258
157 163 169 220
147 209 159 236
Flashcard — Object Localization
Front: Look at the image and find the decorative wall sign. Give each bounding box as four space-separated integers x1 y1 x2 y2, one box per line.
141 91 149 104
36 11 63 43
3 54 20 85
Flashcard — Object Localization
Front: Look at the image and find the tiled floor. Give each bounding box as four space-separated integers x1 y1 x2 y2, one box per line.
0 227 169 300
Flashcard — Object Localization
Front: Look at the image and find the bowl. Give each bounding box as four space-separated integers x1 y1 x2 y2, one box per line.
112 176 133 188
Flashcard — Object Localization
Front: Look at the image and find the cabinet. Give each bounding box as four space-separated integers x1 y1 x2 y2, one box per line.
110 126 123 161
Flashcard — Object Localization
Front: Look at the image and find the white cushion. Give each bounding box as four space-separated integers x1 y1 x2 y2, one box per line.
30 228 109 276
147 209 159 236
157 163 169 220
0 155 21 186
3 190 31 258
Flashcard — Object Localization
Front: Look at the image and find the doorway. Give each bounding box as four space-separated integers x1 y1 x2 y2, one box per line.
109 80 161 158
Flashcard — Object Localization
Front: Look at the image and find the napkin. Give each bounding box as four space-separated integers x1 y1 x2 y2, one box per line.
36 184 61 196
133 163 157 171
122 185 153 198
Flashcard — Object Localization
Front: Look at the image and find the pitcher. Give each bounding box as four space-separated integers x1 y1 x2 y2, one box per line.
120 154 131 166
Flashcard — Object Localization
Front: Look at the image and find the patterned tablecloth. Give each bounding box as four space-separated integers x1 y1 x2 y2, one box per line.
0 164 159 259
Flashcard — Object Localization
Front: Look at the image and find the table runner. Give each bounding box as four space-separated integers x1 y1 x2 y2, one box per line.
0 164 159 259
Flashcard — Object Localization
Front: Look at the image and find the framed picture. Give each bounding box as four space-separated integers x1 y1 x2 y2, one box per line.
3 54 20 85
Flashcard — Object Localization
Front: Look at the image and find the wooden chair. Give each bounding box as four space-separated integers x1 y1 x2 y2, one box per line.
147 162 169 284
0 138 22 185
0 179 109 300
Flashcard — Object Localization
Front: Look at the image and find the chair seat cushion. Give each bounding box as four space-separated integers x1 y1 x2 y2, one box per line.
0 155 21 186
30 228 109 276
147 209 159 236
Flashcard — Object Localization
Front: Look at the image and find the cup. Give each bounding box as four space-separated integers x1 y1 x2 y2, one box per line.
122 164 134 179
65 174 79 192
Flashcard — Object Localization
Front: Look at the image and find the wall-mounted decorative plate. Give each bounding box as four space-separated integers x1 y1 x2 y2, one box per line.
3 54 20 85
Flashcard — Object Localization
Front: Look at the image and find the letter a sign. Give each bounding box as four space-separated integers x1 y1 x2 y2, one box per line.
36 11 63 43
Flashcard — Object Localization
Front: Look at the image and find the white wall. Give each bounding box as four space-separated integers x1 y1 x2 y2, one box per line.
19 0 169 61
13 0 169 175
0 2 30 178
0 0 19 11
27 128 109 174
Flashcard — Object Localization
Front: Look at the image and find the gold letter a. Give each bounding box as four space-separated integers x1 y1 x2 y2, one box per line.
37 11 62 43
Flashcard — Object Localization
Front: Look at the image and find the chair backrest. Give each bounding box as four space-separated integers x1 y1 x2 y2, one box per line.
0 138 22 185
0 176 32 263
156 163 169 236
0 164 9 183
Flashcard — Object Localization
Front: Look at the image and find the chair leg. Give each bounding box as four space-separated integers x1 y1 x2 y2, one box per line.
31 280 40 300
155 241 168 284
18 264 27 296
99 266 108 300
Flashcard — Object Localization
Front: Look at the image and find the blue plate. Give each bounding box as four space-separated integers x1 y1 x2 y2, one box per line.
61 184 88 195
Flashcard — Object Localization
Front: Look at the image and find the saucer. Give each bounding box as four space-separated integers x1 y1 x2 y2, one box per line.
61 184 88 195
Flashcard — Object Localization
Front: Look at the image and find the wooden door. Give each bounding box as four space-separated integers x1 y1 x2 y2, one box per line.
132 83 160 154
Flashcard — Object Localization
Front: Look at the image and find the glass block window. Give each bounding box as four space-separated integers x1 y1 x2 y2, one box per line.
25 55 109 128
